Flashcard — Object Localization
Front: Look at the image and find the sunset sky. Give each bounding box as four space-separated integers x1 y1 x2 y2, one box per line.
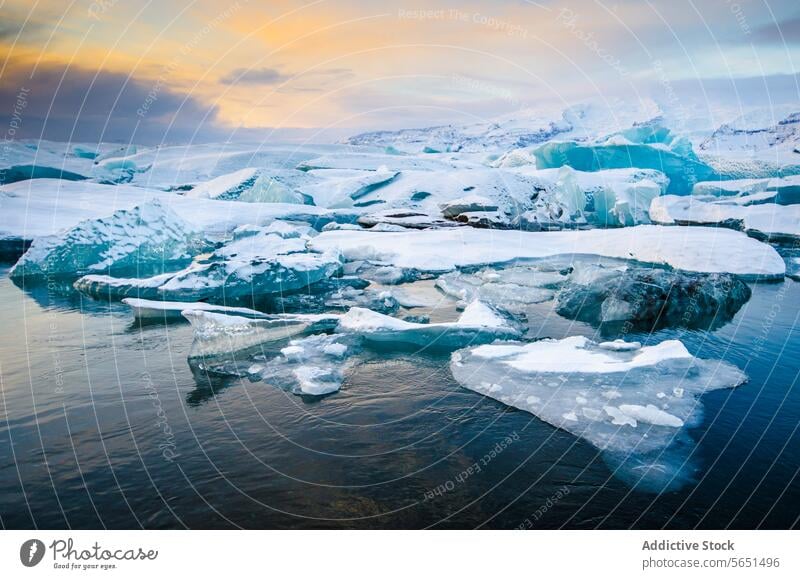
1 0 798 143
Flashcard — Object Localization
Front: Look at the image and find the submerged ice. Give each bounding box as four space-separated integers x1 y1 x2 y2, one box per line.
450 336 747 491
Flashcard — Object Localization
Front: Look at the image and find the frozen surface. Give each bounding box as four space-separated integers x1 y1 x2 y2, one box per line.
450 336 747 491
0 179 352 245
309 225 785 279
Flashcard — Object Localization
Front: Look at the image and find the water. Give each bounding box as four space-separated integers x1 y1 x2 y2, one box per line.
1 265 799 529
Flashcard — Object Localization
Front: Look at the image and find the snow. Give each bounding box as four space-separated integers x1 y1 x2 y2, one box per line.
0 179 352 244
309 225 785 279
650 195 800 243
183 167 259 200
450 336 747 491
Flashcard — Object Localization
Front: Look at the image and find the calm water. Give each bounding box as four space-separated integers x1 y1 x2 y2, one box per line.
0 264 799 529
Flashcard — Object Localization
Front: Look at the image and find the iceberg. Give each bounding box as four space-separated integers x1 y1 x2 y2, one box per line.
692 175 800 205
309 225 786 279
532 139 717 195
450 336 747 491
337 300 520 348
650 195 800 243
182 310 340 358
435 263 567 313
123 298 270 320
74 224 343 301
10 199 212 280
554 264 751 329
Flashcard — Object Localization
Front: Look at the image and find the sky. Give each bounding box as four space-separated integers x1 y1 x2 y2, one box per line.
1 0 798 143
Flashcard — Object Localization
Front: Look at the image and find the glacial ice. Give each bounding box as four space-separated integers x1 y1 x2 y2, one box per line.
554 263 751 329
650 195 800 243
692 175 800 205
450 336 747 491
182 309 340 359
309 225 786 279
123 298 270 320
532 137 718 195
0 179 351 248
336 300 520 348
435 265 565 314
9 199 212 279
74 223 342 301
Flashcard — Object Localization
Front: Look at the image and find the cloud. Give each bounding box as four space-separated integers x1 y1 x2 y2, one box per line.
751 15 800 44
0 62 231 144
220 67 289 85
0 16 45 42
220 66 355 91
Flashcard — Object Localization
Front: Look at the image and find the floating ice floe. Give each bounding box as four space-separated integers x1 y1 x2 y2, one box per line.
123 298 270 320
554 263 751 329
10 199 212 280
309 225 786 279
435 263 567 313
450 336 747 491
650 195 800 243
258 333 359 396
337 300 520 348
182 309 341 358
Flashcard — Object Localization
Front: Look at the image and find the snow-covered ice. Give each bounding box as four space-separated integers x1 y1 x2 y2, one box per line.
450 336 747 491
337 300 520 348
309 225 785 279
123 298 270 320
650 195 800 243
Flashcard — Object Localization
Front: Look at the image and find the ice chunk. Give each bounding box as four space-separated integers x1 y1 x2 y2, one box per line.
337 300 520 348
435 265 563 314
304 168 400 207
650 195 800 243
122 298 269 321
450 336 747 491
182 310 340 358
75 231 342 301
183 167 260 200
309 225 785 280
555 265 751 329
439 195 499 218
10 199 211 280
532 130 718 195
